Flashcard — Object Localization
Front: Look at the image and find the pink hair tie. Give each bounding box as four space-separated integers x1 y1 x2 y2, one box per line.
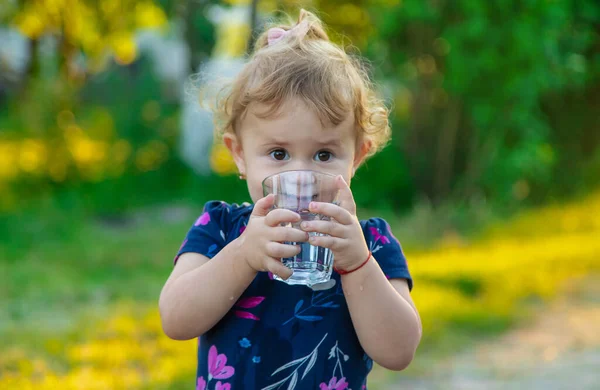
267 20 310 46
267 28 288 46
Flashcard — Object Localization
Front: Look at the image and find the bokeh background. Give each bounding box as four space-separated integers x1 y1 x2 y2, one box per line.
0 0 599 389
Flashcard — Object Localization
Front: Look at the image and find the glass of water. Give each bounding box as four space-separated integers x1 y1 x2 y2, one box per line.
262 170 340 287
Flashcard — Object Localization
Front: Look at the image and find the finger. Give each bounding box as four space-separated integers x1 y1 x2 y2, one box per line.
271 226 309 242
264 208 301 227
334 175 357 215
308 235 344 251
266 242 302 259
300 220 346 238
265 258 293 280
252 194 275 217
309 202 354 225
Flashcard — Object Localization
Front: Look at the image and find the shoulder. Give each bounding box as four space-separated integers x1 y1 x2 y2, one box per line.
196 200 253 228
360 217 399 245
360 216 413 289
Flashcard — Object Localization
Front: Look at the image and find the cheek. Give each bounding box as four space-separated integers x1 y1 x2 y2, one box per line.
246 173 267 202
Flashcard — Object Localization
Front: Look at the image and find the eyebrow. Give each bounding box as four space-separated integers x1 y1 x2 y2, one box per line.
261 138 342 147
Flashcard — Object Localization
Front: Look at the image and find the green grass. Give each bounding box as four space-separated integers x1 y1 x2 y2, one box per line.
1 203 193 327
2 191 599 389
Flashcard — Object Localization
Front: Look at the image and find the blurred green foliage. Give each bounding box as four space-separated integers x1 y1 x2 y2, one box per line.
0 0 599 219
1 2 599 388
364 0 600 206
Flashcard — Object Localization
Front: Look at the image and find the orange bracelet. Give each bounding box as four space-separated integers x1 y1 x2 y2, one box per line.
335 251 372 275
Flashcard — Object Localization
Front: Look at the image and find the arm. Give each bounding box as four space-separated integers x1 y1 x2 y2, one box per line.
159 240 257 340
159 195 308 340
341 261 421 370
302 176 421 370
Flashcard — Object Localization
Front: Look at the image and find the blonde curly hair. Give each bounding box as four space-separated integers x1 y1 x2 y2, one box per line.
212 9 390 158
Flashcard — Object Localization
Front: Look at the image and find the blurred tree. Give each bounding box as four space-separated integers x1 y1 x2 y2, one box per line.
370 0 600 205
156 0 217 73
10 0 168 82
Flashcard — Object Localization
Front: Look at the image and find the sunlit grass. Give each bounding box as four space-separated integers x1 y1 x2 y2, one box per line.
1 193 599 389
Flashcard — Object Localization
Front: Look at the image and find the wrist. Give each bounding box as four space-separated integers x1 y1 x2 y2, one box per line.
335 251 372 275
234 236 260 275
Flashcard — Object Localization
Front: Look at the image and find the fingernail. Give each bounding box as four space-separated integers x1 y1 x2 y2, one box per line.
301 222 309 229
309 202 316 210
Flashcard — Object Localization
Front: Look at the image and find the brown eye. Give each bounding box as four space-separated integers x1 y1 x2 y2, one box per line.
270 149 289 161
315 151 333 162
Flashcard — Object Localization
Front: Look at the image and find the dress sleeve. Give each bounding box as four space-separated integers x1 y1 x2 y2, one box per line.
362 218 413 291
174 201 231 264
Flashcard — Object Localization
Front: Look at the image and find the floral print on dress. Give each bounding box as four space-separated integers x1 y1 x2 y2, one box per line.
319 340 352 389
176 203 412 389
196 345 234 390
283 283 343 326
369 227 390 245
261 333 328 390
215 382 231 390
319 377 349 390
238 337 251 348
367 226 391 254
208 345 234 380
234 296 265 320
328 341 350 380
195 212 211 226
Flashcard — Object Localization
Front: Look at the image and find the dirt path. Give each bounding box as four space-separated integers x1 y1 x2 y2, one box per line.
389 275 600 390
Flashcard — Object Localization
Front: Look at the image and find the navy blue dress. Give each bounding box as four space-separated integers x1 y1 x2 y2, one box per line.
175 201 413 390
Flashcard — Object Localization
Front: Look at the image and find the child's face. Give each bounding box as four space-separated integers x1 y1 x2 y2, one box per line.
225 98 369 203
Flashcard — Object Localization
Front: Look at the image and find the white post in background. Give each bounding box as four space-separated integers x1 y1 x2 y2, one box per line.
179 3 253 176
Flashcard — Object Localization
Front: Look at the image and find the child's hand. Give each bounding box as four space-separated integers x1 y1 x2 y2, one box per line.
240 194 309 279
301 176 370 273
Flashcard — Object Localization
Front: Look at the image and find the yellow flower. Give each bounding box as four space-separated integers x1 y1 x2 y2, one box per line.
213 23 251 58
110 32 138 65
210 143 238 175
18 139 47 174
0 141 19 180
135 2 168 29
14 9 46 39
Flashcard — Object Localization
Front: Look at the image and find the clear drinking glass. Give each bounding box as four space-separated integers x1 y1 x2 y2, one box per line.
262 170 340 287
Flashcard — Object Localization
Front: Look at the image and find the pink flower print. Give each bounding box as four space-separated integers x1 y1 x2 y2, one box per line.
239 225 246 234
234 296 265 321
369 227 390 245
208 345 235 380
196 376 206 390
236 296 265 308
195 212 210 226
234 311 260 320
319 376 349 390
215 382 231 390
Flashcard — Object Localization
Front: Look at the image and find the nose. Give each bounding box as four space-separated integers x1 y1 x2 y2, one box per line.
287 161 313 172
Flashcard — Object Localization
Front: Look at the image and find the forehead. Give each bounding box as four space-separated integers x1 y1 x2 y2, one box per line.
239 98 356 144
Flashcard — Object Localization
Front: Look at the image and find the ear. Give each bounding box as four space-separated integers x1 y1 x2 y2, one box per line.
352 139 372 177
223 133 246 175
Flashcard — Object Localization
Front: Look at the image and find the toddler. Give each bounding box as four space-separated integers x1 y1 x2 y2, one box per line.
160 10 421 390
